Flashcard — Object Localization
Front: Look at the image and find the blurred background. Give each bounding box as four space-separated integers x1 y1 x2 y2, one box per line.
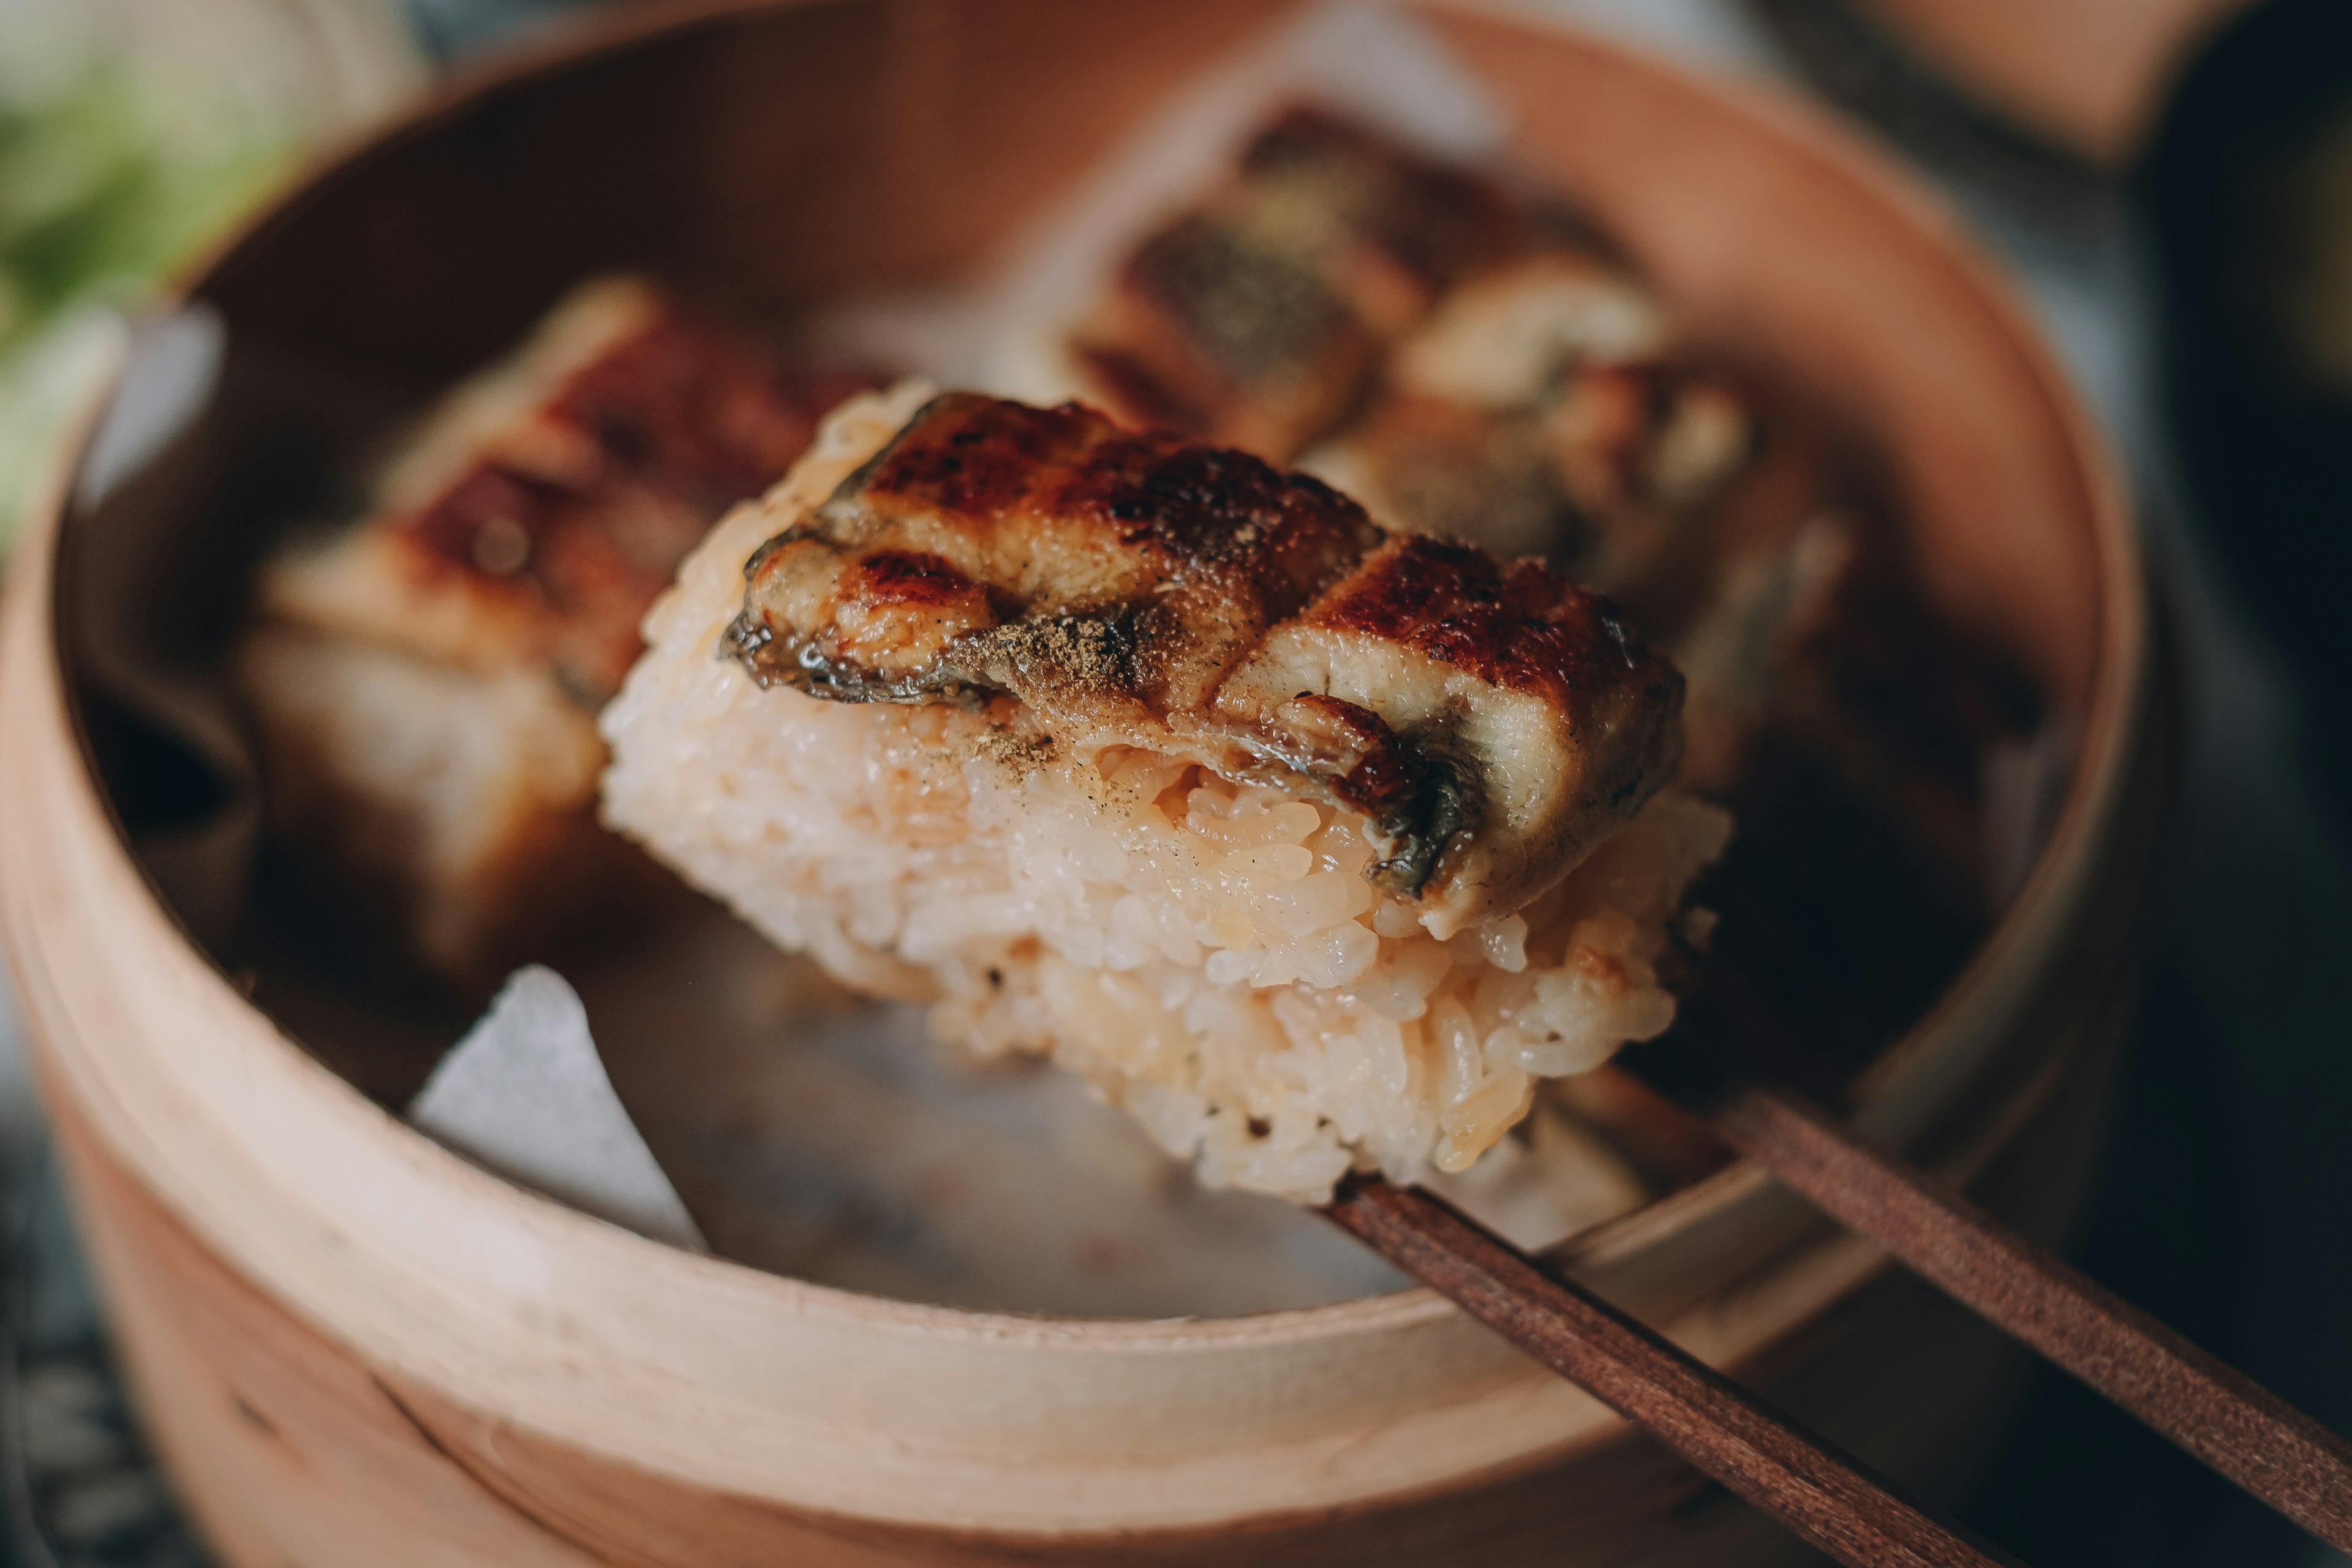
1 0 2349 1564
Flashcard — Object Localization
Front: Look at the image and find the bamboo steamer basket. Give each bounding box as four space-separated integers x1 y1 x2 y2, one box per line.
0 2 2153 1562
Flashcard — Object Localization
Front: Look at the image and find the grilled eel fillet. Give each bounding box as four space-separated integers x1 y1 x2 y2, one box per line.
263 277 880 704
244 277 879 987
723 391 1685 938
1067 104 1526 461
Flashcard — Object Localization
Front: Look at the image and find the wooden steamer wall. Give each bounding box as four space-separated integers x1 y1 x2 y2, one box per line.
0 3 2150 1563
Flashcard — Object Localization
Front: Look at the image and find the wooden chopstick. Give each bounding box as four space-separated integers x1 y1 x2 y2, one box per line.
1705 1082 2352 1552
1324 1174 2026 1568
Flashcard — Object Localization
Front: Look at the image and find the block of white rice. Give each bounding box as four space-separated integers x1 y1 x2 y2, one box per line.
602 383 1728 1200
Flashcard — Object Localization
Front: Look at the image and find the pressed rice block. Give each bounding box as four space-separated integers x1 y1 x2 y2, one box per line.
0 2 2151 1562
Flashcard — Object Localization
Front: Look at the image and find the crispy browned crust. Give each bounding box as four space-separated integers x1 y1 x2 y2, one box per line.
1308 533 1623 692
729 393 1379 704
388 313 880 699
728 393 1684 928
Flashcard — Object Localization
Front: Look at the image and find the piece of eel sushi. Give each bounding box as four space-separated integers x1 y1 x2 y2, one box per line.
1062 104 1528 463
602 385 1730 1200
240 276 880 992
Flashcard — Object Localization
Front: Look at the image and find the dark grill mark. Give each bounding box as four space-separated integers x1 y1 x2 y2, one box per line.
1311 536 1626 699
850 549 979 607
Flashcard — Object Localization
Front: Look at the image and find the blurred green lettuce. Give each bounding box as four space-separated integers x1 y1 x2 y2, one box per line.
0 0 426 551
0 63 301 549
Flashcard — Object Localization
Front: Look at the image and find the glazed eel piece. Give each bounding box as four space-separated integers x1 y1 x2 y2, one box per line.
722 391 1684 937
1067 104 1528 460
262 277 881 704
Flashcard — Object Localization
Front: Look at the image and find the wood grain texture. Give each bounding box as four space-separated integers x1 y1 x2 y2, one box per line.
1711 1085 2352 1551
46 1089 602 1568
41 1033 2137 1568
1327 1179 2024 1568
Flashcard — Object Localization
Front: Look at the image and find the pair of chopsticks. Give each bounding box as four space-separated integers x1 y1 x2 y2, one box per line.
1324 1075 2352 1568
1325 639 2350 1566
